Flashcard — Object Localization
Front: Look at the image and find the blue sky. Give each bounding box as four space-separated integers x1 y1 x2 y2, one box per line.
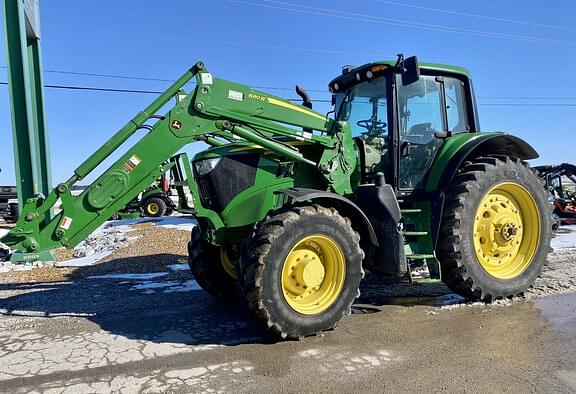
1 0 575 185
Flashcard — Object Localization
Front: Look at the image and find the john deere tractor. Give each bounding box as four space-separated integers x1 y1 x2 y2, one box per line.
1 55 550 339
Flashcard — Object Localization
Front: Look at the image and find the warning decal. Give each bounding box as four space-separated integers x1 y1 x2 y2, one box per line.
59 216 73 230
123 155 142 173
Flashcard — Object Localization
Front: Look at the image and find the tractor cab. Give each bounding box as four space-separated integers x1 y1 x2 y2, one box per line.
330 57 479 193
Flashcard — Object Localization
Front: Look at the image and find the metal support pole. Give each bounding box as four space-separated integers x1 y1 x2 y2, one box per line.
3 0 51 209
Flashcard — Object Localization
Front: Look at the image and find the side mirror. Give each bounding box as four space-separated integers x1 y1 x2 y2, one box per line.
402 56 420 86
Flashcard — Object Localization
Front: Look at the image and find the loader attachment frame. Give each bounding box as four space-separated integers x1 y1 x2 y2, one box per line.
1 61 351 262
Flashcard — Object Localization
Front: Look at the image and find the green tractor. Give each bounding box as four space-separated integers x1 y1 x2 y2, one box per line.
1 55 550 339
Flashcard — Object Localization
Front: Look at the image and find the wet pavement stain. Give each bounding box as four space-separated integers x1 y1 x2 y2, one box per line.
535 292 576 392
536 292 576 330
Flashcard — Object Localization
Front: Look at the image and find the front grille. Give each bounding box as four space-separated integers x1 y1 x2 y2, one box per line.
194 154 259 212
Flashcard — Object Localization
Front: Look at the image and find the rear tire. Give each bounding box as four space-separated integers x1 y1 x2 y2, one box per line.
188 231 237 300
143 197 167 217
238 205 364 339
437 156 551 301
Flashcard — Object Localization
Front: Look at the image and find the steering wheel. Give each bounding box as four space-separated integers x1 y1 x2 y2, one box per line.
356 119 387 136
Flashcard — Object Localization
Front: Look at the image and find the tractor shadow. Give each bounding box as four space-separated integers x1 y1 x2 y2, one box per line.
0 254 270 346
0 253 460 346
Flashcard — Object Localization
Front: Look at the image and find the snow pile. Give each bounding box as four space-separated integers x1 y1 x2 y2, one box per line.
72 229 133 258
56 215 195 268
52 227 136 268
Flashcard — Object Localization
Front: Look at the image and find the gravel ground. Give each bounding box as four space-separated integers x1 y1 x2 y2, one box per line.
0 220 191 284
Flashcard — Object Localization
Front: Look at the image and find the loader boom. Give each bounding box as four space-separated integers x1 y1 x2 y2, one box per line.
1 61 352 262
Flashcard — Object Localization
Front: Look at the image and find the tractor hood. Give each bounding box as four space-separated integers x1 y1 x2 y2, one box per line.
193 139 316 161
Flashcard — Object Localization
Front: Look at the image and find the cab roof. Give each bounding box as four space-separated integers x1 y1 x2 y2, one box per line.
329 60 472 89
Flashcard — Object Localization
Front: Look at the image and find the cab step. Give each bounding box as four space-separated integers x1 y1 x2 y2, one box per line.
406 253 435 260
403 231 428 236
400 208 422 214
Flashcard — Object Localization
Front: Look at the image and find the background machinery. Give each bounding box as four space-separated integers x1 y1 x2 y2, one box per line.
0 56 551 339
537 163 576 226
120 153 196 218
0 185 18 223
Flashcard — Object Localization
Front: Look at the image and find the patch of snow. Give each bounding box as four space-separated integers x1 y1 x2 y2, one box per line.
167 263 189 272
130 280 180 291
0 263 31 273
0 260 54 272
87 272 169 280
104 215 196 232
55 250 114 267
164 279 202 292
154 216 197 232
0 310 96 317
551 225 576 250
192 344 225 352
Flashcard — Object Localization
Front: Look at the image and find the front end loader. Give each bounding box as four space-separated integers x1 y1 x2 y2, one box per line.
0 56 551 339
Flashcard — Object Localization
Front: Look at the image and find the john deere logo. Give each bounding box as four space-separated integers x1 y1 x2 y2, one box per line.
171 120 182 130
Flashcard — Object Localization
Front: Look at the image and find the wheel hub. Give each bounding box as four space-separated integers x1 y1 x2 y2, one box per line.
500 222 518 242
284 250 326 295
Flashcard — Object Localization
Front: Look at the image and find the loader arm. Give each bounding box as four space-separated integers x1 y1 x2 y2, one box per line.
1 61 349 262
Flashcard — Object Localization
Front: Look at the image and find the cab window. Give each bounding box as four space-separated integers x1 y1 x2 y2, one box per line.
445 77 469 133
337 76 388 140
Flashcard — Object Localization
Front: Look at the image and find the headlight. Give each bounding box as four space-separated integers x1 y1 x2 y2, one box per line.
194 158 221 176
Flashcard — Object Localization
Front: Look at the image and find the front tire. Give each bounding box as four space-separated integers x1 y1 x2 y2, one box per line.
238 205 364 339
437 156 551 301
188 230 237 300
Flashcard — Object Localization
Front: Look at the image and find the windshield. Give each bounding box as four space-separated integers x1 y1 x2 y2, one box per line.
335 76 388 139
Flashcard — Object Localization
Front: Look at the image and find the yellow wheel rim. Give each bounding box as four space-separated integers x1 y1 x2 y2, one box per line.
220 247 237 279
281 235 346 315
146 202 159 215
473 182 540 280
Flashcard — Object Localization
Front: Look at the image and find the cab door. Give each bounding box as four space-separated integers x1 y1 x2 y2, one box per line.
396 74 470 190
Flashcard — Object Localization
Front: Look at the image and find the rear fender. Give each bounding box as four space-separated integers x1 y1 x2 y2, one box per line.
427 133 539 247
432 134 538 193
